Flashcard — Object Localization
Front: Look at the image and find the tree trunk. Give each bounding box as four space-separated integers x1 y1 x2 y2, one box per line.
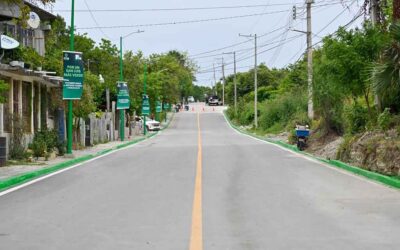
394 0 400 21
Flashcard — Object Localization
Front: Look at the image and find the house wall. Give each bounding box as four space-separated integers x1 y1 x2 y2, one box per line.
0 73 60 157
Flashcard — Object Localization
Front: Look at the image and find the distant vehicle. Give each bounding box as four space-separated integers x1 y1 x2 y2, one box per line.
208 96 222 106
188 96 195 102
145 118 161 131
135 116 161 131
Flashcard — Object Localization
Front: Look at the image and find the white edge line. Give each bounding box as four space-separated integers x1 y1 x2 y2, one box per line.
222 113 396 190
0 133 161 198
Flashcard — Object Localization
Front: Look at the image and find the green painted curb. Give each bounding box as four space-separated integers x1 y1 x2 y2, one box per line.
0 113 175 193
223 111 400 189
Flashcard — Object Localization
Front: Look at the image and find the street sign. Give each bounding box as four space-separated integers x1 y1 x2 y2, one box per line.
163 103 171 110
63 51 84 100
116 82 130 110
156 101 162 113
142 95 150 115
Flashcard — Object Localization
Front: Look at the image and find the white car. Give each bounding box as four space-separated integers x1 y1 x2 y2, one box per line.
188 96 195 102
135 116 161 131
145 118 161 131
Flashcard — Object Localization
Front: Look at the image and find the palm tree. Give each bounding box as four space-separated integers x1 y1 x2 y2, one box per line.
371 22 400 110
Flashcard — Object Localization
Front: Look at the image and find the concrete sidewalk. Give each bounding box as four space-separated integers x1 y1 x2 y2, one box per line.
0 113 173 181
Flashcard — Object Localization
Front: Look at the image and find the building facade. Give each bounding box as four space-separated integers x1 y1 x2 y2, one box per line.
0 1 64 155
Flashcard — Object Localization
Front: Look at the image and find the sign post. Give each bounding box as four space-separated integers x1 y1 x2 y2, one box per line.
63 51 84 99
163 103 170 122
155 100 162 122
63 50 84 155
117 82 130 140
66 0 76 155
142 95 150 135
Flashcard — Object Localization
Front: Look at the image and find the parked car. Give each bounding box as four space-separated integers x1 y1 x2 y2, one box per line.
188 96 195 102
208 96 221 106
135 116 161 131
145 118 161 131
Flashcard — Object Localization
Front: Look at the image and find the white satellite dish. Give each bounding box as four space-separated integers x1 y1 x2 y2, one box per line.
0 35 19 49
27 12 41 29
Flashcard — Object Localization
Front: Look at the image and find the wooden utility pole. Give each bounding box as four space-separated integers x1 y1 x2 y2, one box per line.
306 0 314 120
394 0 400 21
239 33 258 127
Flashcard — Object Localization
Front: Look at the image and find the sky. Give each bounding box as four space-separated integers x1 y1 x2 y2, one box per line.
42 0 365 87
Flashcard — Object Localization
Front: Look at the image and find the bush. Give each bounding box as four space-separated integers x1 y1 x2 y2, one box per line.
378 108 391 131
29 129 64 158
258 88 308 132
31 137 46 159
344 103 368 134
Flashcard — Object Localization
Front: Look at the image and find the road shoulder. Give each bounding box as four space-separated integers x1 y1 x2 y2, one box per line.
223 111 400 190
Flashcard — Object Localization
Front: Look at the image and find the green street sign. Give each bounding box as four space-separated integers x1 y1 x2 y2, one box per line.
142 95 150 115
63 51 84 100
163 103 170 111
156 101 162 113
116 82 130 110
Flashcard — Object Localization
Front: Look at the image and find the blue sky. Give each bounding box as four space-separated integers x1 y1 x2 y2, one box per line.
47 0 364 86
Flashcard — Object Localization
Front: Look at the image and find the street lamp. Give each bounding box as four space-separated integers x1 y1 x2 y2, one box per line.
118 29 144 141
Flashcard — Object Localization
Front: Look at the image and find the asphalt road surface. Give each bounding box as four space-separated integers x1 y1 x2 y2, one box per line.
1 106 400 250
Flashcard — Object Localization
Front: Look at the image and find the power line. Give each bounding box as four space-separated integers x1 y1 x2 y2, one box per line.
197 34 303 74
190 25 289 59
76 10 290 30
53 2 325 13
83 0 111 39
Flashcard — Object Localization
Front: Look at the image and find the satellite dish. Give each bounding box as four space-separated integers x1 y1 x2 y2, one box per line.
27 12 41 29
0 35 20 49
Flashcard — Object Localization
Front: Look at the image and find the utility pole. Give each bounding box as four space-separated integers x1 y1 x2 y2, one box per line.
213 63 217 95
370 0 379 25
306 0 314 120
223 51 237 113
221 57 225 106
66 0 75 155
291 1 313 120
119 36 125 141
239 33 258 128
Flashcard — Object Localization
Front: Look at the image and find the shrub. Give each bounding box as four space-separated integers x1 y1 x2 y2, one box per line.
344 103 368 134
31 137 46 159
258 88 308 132
378 108 391 131
29 129 64 158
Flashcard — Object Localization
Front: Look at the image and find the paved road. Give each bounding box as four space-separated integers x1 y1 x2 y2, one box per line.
1 108 400 250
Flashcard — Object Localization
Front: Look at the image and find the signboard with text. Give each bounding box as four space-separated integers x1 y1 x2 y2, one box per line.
142 95 150 115
156 101 162 113
116 82 130 110
63 51 84 100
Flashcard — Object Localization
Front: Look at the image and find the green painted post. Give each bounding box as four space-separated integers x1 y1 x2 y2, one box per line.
67 0 75 155
143 64 147 135
119 36 125 141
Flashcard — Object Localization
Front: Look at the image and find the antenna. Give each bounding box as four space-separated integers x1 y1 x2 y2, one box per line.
27 12 41 29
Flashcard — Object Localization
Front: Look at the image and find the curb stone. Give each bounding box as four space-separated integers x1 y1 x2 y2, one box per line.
0 113 175 193
223 111 400 190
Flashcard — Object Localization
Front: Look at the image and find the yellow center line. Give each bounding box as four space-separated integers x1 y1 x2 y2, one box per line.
189 112 203 250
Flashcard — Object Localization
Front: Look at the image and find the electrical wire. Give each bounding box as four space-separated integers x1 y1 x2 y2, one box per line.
83 0 111 40
76 10 290 30
55 1 348 13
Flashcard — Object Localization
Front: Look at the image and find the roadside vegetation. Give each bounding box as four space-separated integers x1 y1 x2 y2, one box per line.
1 6 211 162
224 1 400 176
